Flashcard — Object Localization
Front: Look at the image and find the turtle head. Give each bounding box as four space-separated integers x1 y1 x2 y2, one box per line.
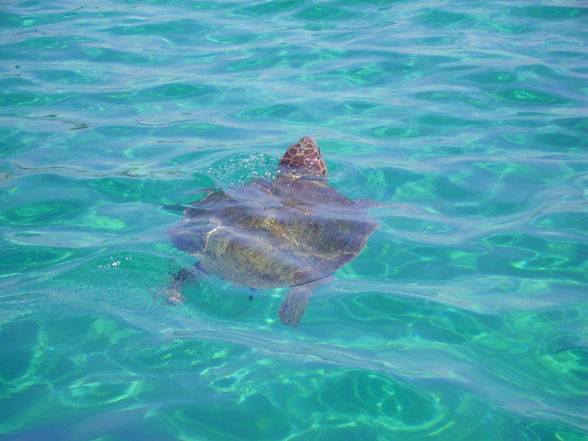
278 137 327 177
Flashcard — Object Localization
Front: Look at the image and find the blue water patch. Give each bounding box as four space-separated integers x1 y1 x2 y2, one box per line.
1 0 587 440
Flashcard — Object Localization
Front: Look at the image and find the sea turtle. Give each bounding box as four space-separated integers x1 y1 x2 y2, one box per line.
165 137 378 327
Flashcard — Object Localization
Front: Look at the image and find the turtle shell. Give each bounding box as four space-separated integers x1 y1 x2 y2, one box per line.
168 137 378 290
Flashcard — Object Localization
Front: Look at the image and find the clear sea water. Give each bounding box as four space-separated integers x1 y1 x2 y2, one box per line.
1 1 587 440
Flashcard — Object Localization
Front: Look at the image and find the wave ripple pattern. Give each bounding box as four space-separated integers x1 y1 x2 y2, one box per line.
0 1 587 441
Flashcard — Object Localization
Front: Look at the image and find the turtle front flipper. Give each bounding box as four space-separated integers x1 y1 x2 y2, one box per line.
162 263 207 305
278 285 313 327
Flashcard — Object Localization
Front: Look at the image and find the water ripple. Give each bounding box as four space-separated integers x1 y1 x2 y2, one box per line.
1 0 587 439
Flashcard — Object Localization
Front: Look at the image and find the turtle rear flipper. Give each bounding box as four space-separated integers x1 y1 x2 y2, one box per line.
278 285 312 327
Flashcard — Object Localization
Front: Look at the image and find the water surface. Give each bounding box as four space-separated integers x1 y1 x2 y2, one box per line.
1 1 587 440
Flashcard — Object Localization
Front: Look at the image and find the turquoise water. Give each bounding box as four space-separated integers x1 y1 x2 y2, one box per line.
1 0 587 439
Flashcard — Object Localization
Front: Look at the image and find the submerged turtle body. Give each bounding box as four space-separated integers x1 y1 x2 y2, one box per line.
167 137 378 326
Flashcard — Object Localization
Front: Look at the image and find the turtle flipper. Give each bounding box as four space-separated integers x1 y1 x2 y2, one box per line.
162 263 207 305
278 285 312 327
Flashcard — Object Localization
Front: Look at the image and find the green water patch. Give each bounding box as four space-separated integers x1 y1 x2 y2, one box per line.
545 49 588 63
233 104 306 121
343 62 394 86
382 216 455 234
385 246 472 282
0 173 113 233
419 8 474 27
18 36 70 51
45 251 172 292
393 172 499 208
458 70 517 85
554 117 588 137
176 392 291 440
351 240 474 283
433 175 479 202
105 19 201 35
0 9 91 29
2 35 98 63
0 128 56 159
86 176 209 205
477 237 588 283
0 383 51 434
0 246 90 276
168 363 461 441
449 192 553 219
410 316 468 345
367 125 424 139
0 314 143 433
77 208 126 231
60 376 143 408
493 88 573 106
429 307 492 341
316 369 442 425
412 113 489 131
293 5 356 21
206 31 272 46
225 55 280 72
34 68 103 85
0 199 87 227
395 176 438 201
511 6 586 19
270 366 506 441
0 91 73 108
232 102 320 123
5 169 88 190
140 82 220 100
482 19 530 35
245 48 341 71
165 147 225 168
342 293 415 326
540 346 588 397
334 100 382 115
531 132 585 151
154 122 244 139
475 309 588 395
0 320 41 383
533 212 588 236
86 84 223 115
472 159 568 183
349 256 389 281
300 58 420 89
0 76 39 90
514 64 577 83
43 315 139 358
80 46 158 65
320 138 384 157
416 35 463 45
232 0 305 18
94 124 144 139
523 423 588 441
414 90 485 108
111 336 245 375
